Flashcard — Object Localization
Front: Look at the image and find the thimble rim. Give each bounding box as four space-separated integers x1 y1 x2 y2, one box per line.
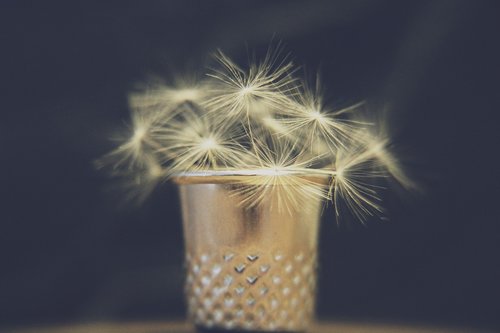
172 169 331 185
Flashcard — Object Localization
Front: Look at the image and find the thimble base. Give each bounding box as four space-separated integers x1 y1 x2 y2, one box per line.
196 326 304 333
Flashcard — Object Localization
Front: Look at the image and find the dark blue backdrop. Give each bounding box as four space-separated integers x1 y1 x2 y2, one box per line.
1 0 499 330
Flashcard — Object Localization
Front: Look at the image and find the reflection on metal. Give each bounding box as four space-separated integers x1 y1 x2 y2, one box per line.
177 174 322 332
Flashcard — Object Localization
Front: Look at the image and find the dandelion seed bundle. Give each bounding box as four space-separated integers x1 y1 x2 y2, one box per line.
99 47 412 221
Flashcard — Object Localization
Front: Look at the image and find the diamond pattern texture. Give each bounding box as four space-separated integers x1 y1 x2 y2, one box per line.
185 250 317 331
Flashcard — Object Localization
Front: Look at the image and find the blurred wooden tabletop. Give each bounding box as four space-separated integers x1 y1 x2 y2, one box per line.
4 321 492 333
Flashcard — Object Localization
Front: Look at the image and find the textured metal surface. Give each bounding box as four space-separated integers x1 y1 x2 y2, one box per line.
177 177 322 332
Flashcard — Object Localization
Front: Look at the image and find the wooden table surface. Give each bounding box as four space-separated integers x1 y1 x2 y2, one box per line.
4 321 492 333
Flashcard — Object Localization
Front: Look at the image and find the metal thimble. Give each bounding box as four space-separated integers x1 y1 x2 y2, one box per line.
175 171 325 332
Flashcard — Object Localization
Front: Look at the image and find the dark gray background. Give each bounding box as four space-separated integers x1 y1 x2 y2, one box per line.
1 0 499 330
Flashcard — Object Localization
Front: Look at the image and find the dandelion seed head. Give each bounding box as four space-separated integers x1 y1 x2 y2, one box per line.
240 85 255 96
335 167 344 179
203 49 299 123
131 123 148 145
146 157 165 179
362 133 417 191
276 83 366 154
227 138 329 213
128 78 207 123
309 109 325 122
151 104 250 173
199 136 218 150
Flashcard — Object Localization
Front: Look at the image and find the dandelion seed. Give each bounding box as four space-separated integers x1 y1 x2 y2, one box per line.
153 103 250 173
366 137 417 191
108 154 166 206
232 137 330 214
203 48 299 124
129 78 207 111
277 77 367 153
328 135 399 222
96 107 163 173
